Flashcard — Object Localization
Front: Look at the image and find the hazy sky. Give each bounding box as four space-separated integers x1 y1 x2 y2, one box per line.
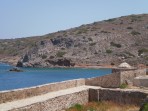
0 0 148 39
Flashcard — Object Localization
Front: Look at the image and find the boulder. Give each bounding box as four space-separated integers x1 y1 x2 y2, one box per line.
9 67 23 72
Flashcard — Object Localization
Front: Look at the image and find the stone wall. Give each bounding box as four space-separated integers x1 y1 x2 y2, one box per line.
11 87 148 111
86 69 146 88
0 79 85 104
89 88 148 106
133 76 148 87
11 90 89 111
120 69 146 84
85 72 120 88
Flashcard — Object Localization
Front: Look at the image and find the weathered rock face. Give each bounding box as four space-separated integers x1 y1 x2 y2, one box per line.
51 37 74 48
46 59 75 67
22 54 29 62
16 61 23 67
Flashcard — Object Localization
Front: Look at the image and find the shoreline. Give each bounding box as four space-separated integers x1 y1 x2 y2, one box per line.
0 61 116 69
0 59 147 69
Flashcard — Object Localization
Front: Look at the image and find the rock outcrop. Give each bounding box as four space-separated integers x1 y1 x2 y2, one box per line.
9 67 23 72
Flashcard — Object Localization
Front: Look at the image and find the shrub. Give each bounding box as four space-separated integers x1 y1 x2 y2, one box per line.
101 31 110 33
127 27 133 29
50 56 54 59
131 31 141 35
83 47 87 51
138 48 148 56
110 42 122 48
105 18 116 22
41 55 47 59
89 42 96 46
125 51 135 57
145 56 148 61
111 63 115 65
76 28 87 34
130 15 142 22
69 104 83 111
119 83 128 89
140 103 148 111
88 37 93 41
106 49 112 54
56 51 66 57
61 47 65 50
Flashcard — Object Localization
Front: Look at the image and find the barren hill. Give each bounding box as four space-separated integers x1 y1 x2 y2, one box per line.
0 14 148 67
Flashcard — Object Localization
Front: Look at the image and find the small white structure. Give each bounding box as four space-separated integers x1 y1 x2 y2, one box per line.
118 62 132 69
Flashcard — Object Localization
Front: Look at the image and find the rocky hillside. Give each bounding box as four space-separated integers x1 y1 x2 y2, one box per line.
0 14 148 67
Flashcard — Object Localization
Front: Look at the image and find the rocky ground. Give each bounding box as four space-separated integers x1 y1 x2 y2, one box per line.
0 14 148 67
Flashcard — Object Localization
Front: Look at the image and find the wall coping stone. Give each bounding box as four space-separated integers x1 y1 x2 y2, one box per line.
0 78 84 93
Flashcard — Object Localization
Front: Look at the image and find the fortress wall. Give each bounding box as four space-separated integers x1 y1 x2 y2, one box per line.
0 79 85 104
85 72 121 88
120 69 146 84
11 90 89 111
85 69 146 88
11 88 148 111
98 88 147 106
133 76 148 87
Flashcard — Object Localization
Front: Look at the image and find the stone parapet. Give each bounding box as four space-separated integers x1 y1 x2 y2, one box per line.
85 72 120 88
0 79 85 104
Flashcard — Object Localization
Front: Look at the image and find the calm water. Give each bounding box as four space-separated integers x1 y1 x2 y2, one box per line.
0 63 111 91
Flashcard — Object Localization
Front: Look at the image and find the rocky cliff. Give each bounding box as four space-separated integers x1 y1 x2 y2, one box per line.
0 14 148 67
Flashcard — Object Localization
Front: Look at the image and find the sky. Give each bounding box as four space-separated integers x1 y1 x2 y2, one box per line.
0 0 148 39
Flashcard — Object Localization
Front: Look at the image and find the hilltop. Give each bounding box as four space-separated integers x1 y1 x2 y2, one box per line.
0 14 148 67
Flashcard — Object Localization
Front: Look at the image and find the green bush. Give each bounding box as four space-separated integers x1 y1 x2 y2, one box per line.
89 42 96 46
87 107 96 111
41 55 47 59
101 30 110 33
110 42 122 48
130 15 142 22
119 83 128 89
140 103 148 111
50 56 54 59
145 56 148 61
56 51 66 57
127 27 133 29
138 48 148 56
131 31 141 35
106 49 112 54
76 28 87 34
125 51 135 57
105 18 116 22
70 104 83 111
88 37 93 41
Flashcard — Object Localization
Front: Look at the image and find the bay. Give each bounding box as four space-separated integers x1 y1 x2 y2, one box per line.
0 63 111 91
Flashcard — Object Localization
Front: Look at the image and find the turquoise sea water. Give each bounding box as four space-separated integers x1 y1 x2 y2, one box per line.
0 63 111 91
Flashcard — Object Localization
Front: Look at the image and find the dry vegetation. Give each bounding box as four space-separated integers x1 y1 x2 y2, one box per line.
66 101 139 111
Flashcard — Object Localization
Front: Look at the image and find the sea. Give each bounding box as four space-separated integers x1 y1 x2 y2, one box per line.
0 63 112 91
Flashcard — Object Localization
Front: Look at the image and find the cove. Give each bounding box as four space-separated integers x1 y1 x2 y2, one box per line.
0 63 111 91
